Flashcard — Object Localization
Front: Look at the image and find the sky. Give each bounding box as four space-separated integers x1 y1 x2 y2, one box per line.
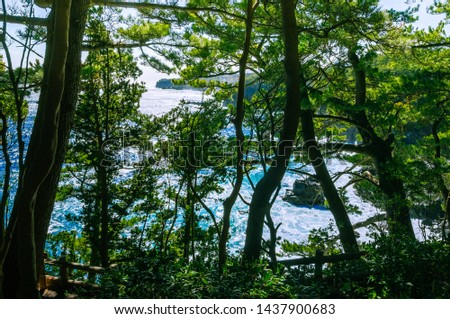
142 0 448 85
380 0 443 27
1 0 446 85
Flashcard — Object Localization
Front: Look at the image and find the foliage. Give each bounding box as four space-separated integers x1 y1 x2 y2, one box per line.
282 230 450 299
50 0 450 298
99 253 315 299
59 10 150 266
97 230 450 299
150 101 229 261
281 224 342 257
348 236 450 298
3 0 450 299
297 235 450 299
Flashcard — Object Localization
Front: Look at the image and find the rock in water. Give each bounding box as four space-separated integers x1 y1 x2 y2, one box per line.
282 178 325 206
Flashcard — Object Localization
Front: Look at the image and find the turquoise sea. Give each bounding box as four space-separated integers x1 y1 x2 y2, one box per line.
0 84 424 253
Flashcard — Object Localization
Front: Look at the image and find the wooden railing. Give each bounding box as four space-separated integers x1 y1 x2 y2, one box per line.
43 250 366 295
43 254 109 294
277 250 366 281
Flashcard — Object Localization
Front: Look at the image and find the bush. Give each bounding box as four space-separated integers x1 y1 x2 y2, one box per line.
96 234 450 299
99 253 318 299
361 235 450 298
323 235 450 298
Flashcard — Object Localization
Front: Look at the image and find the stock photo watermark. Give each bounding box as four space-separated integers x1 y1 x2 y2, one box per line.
97 131 349 169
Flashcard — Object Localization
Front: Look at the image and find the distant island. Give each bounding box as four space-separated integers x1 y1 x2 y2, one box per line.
155 78 201 90
155 74 246 90
155 74 260 105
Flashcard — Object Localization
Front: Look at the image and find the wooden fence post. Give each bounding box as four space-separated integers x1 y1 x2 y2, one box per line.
59 253 68 289
38 252 48 291
314 250 323 282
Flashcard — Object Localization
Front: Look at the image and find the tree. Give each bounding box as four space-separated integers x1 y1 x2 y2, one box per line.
0 0 43 249
295 0 417 238
157 101 228 262
242 0 301 261
1 0 448 299
65 25 146 267
125 0 359 259
0 59 15 250
385 29 450 239
347 48 415 238
219 0 257 268
14 0 71 298
1 0 178 297
2 0 90 298
1 0 43 298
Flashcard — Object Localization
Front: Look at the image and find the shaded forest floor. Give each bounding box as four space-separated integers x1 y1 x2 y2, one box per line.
43 236 450 299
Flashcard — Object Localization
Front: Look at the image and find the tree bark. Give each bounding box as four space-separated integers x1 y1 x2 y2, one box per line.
90 194 101 268
299 104 359 253
243 0 301 261
0 2 47 296
98 166 110 267
0 112 11 247
34 0 90 287
183 185 193 263
445 193 450 242
14 0 71 298
2 0 90 298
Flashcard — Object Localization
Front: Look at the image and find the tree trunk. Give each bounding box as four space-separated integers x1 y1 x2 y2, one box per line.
432 118 450 240
219 0 257 269
2 0 87 298
0 114 12 299
375 155 414 238
34 0 90 287
243 0 301 261
0 2 43 297
0 113 11 246
92 69 111 268
183 187 193 263
299 103 359 252
347 49 414 239
15 0 71 298
90 196 101 268
265 189 281 264
445 192 450 242
1 38 53 295
99 164 110 268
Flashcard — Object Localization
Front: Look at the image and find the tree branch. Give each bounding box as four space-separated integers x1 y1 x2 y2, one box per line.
187 182 220 236
91 0 245 20
314 114 365 129
412 42 450 49
352 214 386 230
2 14 48 27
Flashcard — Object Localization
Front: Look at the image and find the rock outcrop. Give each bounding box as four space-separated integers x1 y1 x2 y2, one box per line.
282 177 325 206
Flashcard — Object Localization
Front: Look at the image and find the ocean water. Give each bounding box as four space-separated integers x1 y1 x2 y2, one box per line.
137 85 386 249
1 85 424 253
202 160 383 251
134 85 427 248
140 86 205 116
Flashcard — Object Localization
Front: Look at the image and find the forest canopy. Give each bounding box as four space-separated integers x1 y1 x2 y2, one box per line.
0 0 449 299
